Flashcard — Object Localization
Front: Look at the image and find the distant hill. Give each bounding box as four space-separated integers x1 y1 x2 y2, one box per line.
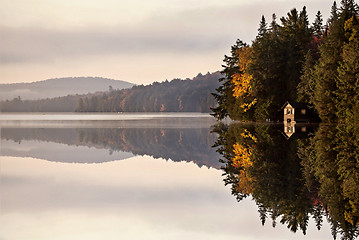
0 77 134 100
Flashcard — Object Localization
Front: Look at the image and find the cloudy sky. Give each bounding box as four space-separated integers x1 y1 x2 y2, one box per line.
0 0 333 85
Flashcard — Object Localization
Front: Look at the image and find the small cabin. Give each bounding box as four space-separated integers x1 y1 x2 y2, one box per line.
282 101 310 123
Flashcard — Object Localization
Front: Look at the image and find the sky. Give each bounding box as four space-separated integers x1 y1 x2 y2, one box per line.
0 0 334 85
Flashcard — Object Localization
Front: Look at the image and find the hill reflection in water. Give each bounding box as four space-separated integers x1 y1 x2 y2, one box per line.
0 115 220 168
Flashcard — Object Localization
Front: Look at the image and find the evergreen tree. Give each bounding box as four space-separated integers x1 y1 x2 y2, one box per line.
312 0 358 122
270 13 279 34
313 11 324 39
279 7 312 101
328 1 339 26
297 50 316 105
250 15 286 121
335 16 359 124
258 15 268 37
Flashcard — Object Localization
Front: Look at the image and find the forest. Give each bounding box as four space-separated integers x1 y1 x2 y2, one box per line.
212 0 358 124
0 72 221 113
76 72 221 112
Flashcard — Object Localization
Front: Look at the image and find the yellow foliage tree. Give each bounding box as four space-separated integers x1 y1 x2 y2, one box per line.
232 46 257 113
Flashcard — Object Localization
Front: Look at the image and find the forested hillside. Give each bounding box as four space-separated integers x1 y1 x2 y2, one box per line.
0 72 222 112
76 72 222 112
0 77 134 100
212 0 358 123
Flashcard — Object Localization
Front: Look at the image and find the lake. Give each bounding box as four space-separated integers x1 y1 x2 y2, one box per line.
0 113 352 240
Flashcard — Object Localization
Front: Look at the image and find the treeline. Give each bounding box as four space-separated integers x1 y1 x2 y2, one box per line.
0 72 221 112
212 0 359 123
0 95 81 112
76 72 222 112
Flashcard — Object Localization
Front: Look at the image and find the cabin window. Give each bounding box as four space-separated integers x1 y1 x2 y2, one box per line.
301 109 306 115
286 109 292 114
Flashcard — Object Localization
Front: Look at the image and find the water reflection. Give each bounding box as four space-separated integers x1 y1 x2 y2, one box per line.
1 127 220 168
0 115 334 240
213 123 359 240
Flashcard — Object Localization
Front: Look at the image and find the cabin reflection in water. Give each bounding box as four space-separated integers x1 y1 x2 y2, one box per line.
282 122 313 139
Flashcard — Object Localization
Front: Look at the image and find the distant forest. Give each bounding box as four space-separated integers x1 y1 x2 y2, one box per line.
0 72 222 113
212 0 358 124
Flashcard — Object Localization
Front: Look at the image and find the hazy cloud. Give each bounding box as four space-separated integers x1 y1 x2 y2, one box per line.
0 1 331 64
0 0 333 83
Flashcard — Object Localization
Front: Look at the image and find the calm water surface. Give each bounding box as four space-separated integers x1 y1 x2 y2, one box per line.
0 113 335 239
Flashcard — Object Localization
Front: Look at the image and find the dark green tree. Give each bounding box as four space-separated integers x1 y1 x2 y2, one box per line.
250 15 286 121
297 50 316 104
313 11 324 39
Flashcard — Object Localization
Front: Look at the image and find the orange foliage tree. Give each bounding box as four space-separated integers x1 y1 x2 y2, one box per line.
231 46 257 116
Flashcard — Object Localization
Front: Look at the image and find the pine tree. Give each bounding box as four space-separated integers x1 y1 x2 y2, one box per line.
278 7 312 103
250 15 285 120
297 50 316 105
313 11 324 39
328 1 339 26
312 0 358 122
258 15 267 38
335 16 359 124
270 13 279 34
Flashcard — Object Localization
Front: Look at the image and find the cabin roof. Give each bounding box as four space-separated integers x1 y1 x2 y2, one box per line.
281 101 308 109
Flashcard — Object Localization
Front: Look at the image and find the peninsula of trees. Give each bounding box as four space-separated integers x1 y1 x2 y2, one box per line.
212 0 358 124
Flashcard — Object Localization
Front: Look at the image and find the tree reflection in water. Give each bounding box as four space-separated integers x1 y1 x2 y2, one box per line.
212 122 359 240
